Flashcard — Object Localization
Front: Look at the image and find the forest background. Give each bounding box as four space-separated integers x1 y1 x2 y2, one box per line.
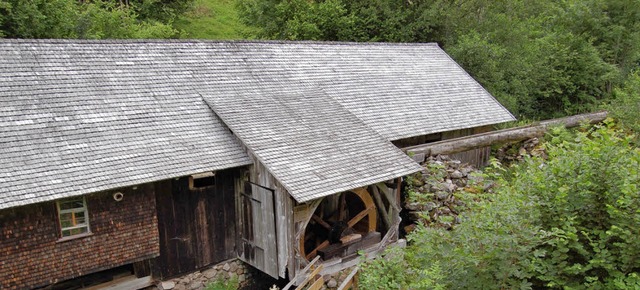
1 1 639 288
2 0 637 123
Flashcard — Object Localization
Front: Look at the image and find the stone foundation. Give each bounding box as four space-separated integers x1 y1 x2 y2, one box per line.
155 259 253 290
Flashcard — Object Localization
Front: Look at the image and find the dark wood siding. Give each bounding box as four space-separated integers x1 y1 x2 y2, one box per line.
153 169 238 279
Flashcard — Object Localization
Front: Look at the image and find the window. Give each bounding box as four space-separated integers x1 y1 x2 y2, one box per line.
57 197 90 238
189 172 216 189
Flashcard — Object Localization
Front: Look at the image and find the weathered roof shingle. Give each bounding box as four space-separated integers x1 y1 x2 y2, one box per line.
0 39 514 209
205 87 422 203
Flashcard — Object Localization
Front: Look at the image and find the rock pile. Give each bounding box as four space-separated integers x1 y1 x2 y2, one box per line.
402 155 490 233
495 137 546 164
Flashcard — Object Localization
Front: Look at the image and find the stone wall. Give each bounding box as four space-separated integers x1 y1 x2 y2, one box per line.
156 259 255 290
0 184 159 289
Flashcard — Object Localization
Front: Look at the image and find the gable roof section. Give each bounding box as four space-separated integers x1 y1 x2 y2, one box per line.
0 40 252 210
300 42 516 140
0 39 514 208
204 87 422 203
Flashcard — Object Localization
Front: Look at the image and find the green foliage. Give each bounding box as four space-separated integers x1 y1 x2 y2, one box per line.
131 0 195 23
204 276 239 290
605 71 640 136
0 0 78 38
237 0 355 40
360 124 640 289
77 1 177 39
173 0 254 39
527 124 640 288
0 0 178 39
237 0 639 120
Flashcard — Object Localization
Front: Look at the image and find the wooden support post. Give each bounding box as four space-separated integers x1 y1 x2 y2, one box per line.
370 185 391 229
377 183 400 212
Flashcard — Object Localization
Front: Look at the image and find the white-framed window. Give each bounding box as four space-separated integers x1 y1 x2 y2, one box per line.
57 197 90 238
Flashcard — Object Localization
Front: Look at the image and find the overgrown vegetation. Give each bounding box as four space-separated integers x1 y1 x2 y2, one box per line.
606 71 640 139
237 0 640 120
204 276 239 290
0 0 193 39
360 123 640 289
173 0 254 39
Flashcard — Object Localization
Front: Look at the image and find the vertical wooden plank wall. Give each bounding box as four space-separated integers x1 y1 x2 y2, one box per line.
442 126 493 167
236 154 293 279
153 169 238 279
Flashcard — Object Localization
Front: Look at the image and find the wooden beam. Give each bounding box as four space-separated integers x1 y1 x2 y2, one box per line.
295 264 324 290
377 183 400 212
312 214 331 230
307 278 325 290
347 206 374 228
405 111 608 157
539 111 608 128
85 276 152 290
283 256 321 290
306 240 330 261
371 185 391 229
337 267 359 290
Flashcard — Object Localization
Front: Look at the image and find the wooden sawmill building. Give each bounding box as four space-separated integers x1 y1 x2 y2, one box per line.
0 39 514 289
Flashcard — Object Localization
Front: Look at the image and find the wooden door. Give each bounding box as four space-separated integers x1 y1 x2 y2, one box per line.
237 181 279 277
153 171 237 279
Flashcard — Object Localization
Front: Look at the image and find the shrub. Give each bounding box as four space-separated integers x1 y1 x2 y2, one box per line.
360 124 640 289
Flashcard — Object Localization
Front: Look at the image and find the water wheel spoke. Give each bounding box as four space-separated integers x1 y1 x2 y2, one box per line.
311 214 331 230
300 188 378 261
347 206 373 228
305 240 330 260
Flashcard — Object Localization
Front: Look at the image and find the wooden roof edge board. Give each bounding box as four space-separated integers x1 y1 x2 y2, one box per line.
0 161 251 211
294 165 421 204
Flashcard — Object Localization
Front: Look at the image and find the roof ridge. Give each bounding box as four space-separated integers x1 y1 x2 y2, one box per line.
0 38 440 47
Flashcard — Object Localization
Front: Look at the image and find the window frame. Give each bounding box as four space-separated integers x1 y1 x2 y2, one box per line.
56 196 91 239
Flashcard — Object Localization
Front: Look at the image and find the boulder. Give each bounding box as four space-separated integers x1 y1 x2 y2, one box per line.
159 281 176 290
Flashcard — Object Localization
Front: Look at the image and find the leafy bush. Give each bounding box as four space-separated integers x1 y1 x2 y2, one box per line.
526 124 640 288
360 124 640 289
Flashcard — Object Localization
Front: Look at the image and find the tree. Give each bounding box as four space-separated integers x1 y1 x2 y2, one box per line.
236 0 637 119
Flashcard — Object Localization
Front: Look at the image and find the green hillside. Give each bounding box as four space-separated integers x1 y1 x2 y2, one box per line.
174 0 254 40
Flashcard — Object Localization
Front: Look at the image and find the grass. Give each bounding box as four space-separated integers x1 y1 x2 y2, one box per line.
173 0 256 40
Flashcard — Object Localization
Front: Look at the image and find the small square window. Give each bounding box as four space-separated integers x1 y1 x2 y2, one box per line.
57 197 90 238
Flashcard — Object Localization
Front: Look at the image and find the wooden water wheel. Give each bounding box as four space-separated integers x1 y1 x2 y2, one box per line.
300 188 377 260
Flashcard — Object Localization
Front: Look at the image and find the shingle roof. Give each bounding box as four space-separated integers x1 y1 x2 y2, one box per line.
0 39 514 208
0 40 252 210
205 87 422 203
308 43 516 140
